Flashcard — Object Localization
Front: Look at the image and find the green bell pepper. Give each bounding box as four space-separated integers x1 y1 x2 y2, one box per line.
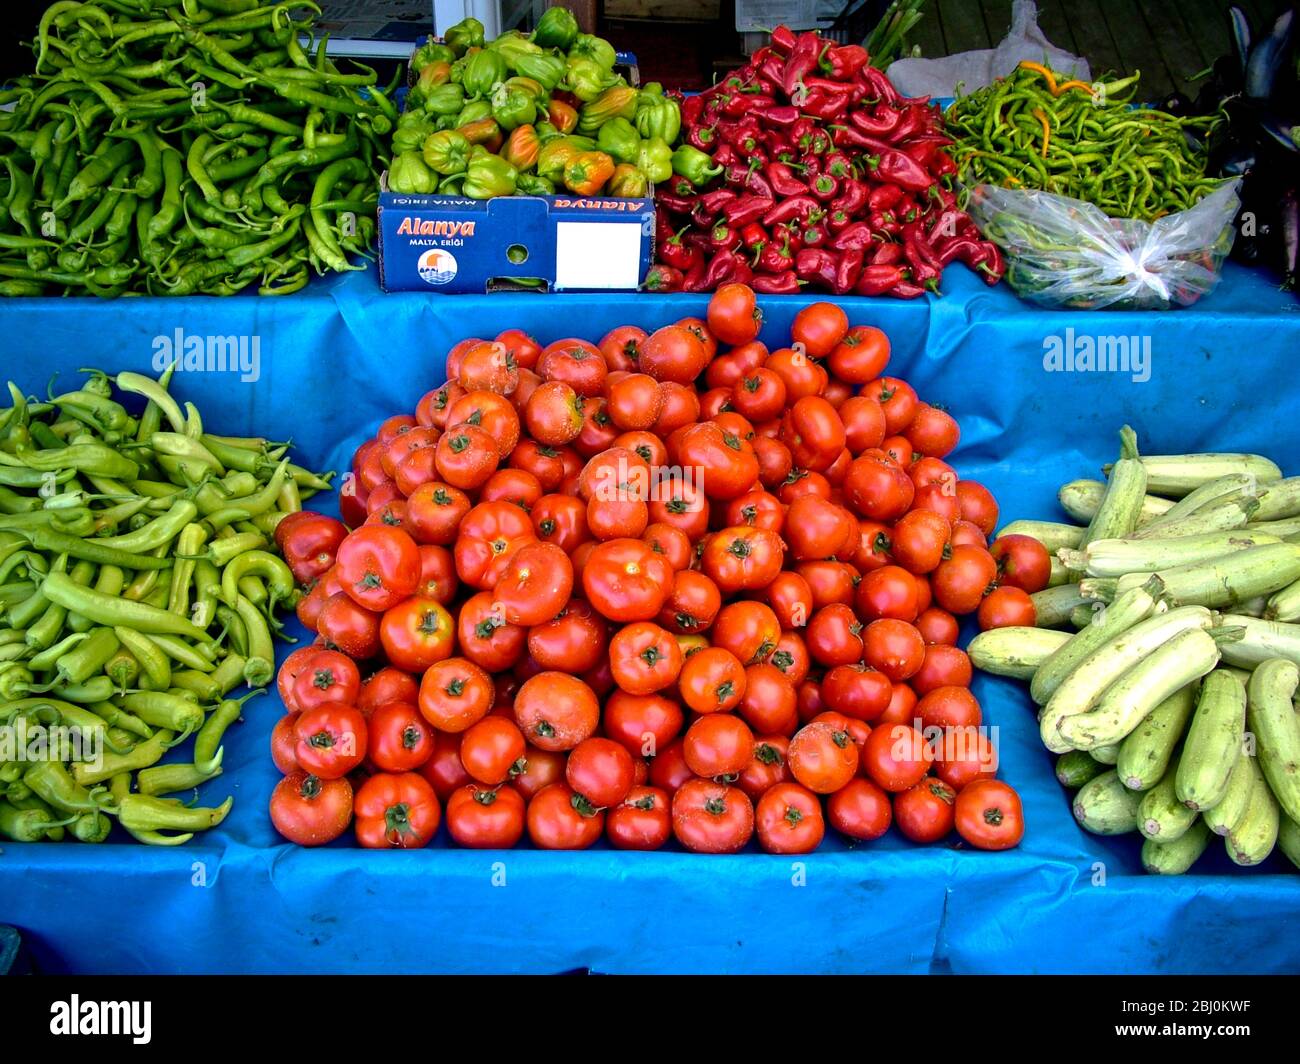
516 172 556 195
444 17 485 57
608 164 648 199
576 85 638 135
533 6 580 50
596 117 641 165
456 100 494 127
439 173 467 196
388 151 438 195
423 130 472 176
671 145 724 187
392 115 437 155
569 33 617 72
462 154 518 199
464 50 508 96
423 83 466 117
635 93 681 145
513 52 567 93
636 136 673 184
491 84 538 132
493 32 544 71
564 57 614 103
411 40 456 73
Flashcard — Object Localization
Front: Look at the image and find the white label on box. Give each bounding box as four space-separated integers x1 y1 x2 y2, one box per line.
734 0 839 32
554 222 643 290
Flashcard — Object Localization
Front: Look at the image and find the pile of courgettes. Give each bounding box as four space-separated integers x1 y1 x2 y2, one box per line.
971 426 1300 874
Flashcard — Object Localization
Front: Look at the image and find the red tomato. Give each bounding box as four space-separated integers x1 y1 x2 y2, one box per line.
861 722 933 792
791 301 848 357
783 495 856 561
582 537 674 622
353 772 441 849
511 746 568 801
294 704 367 780
524 380 585 445
496 327 542 370
990 534 1052 594
418 657 494 733
737 663 799 735
446 783 525 848
675 421 760 500
269 772 353 846
931 544 998 615
271 713 300 774
454 501 538 591
609 621 683 695
798 559 857 608
566 737 636 807
879 682 919 726
905 404 960 458
532 493 592 553
856 565 921 622
642 522 692 572
738 736 791 799
956 480 999 537
527 598 608 673
683 713 755 778
368 701 434 773
826 777 891 841
700 526 784 593
491 540 573 626
527 782 605 849
513 672 600 751
894 778 956 843
890 509 951 575
707 282 763 345
639 324 709 385
839 396 888 455
379 596 454 672
606 372 665 431
456 590 527 672
915 606 959 646
843 452 915 521
603 691 684 759
334 525 421 611
865 376 918 435
978 586 1037 630
806 603 864 668
291 649 361 713
606 785 672 850
911 645 973 695
671 779 754 853
598 325 647 372
755 782 825 854
658 569 722 635
949 519 989 550
405 482 471 546
459 716 527 786
279 513 347 585
820 663 892 722
954 779 1024 850
828 325 890 382
787 721 859 794
538 338 607 397
934 725 999 791
781 396 846 473
678 647 747 714
862 618 926 681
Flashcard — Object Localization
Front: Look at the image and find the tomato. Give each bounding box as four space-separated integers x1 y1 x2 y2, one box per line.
294 704 368 780
608 621 683 696
335 525 421 611
888 510 948 576
409 546 455 607
720 490 781 537
378 596 454 673
404 482 470 546
852 520 894 574
279 513 347 585
811 711 871 750
606 786 672 850
509 440 571 491
582 537 674 622
862 618 925 681
278 646 323 712
854 565 918 623
527 598 607 673
647 473 711 540
683 713 755 778
270 772 353 846
653 381 701 437
598 371 660 431
480 468 542 510
671 779 754 853
598 324 647 372
705 282 762 344
978 585 1037 630
527 782 605 849
495 327 542 370
677 647 746 714
955 779 1023 850
728 366 784 423
573 396 619 457
459 716 527 786
828 324 890 382
826 777 891 841
931 544 998 615
513 672 600 751
934 725 998 791
445 784 525 848
781 495 853 562
587 495 648 540
600 691 681 761
486 540 573 628
644 739 689 793
538 339 606 397
843 452 915 521
418 657 494 732
563 737 635 808
432 422 499 491
676 422 760 501
910 646 973 700
415 733 469 802
769 631 811 687
990 534 1052 594
511 746 567 801
865 376 918 435
755 782 824 854
454 501 537 591
711 600 781 665
291 649 362 716
657 569 722 636
458 339 520 395
524 380 585 445
861 722 933 792
760 572 812 631
838 396 887 456
787 721 858 794
639 324 709 384
916 606 959 646
700 526 784 593
895 778 956 843
456 591 527 672
271 712 300 774
642 522 692 572
368 701 434 773
738 736 791 799
525 496 586 555
956 480 999 537
353 772 441 849
879 682 919 727
777 468 831 504
797 561 857 611
806 603 864 668
905 403 960 458
737 663 798 734
791 301 848 357
418 382 466 430
949 519 988 550
820 663 892 723
749 436 793 490
779 396 844 474
381 426 437 481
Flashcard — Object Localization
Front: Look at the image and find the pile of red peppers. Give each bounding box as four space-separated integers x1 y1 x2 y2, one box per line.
645 26 1006 297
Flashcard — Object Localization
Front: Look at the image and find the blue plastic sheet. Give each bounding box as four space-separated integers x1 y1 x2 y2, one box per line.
1 263 1298 974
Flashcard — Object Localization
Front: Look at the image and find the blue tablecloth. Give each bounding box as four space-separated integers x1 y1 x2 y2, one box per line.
1 263 1298 974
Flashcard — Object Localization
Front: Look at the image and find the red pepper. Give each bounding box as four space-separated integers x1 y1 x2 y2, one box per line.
826 208 852 234
870 210 901 236
902 221 941 270
712 142 740 169
956 241 1005 284
723 165 775 199
659 227 701 272
758 232 794 274
855 264 905 296
711 222 741 253
809 172 839 203
890 279 927 299
775 220 803 253
820 43 869 80
927 208 968 246
802 224 827 248
682 257 710 292
752 270 801 294
723 194 775 228
936 234 981 268
644 264 684 292
887 106 930 144
930 153 958 179
801 88 852 123
656 191 698 216
683 230 711 254
871 241 903 266
868 148 933 193
692 199 718 231
794 247 841 291
831 177 868 216
682 95 704 127
759 105 800 128
835 248 864 294
688 124 719 152
830 221 873 252
781 32 821 97
700 187 739 213
740 222 768 254
765 162 807 198
850 105 902 137
799 152 823 177
858 65 900 105
868 184 904 212
762 193 820 227
821 152 854 180
769 25 797 56
830 124 887 152
703 249 753 289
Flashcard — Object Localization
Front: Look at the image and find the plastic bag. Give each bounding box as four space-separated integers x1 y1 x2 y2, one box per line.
967 180 1242 310
886 0 1088 99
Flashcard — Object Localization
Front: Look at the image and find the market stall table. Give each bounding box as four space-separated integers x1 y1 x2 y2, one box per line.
1 263 1297 974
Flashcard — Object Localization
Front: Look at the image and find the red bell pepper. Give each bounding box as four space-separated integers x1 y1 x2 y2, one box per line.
830 221 873 252
765 162 807 198
820 43 869 81
855 264 906 296
758 232 795 274
826 208 852 234
850 105 902 137
659 227 700 272
868 184 905 212
821 152 854 180
802 224 827 248
794 247 840 290
871 241 904 266
682 95 704 127
781 32 821 97
644 264 684 292
868 149 934 193
759 105 800 128
769 25 797 56
688 124 719 152
703 249 753 289
752 270 801 294
711 223 741 253
700 187 739 213
740 222 768 254
809 173 839 203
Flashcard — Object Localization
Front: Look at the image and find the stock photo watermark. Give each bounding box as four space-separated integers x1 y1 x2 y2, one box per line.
151 328 261 383
0 716 102 771
1043 328 1152 384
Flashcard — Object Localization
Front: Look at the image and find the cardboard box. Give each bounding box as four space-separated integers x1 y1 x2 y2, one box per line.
378 190 655 293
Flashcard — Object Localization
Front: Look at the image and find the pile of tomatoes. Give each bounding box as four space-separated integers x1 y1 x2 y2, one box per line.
267 284 1031 854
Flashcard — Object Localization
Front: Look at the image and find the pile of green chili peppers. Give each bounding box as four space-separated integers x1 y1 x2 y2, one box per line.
0 0 393 297
944 63 1228 223
0 363 331 844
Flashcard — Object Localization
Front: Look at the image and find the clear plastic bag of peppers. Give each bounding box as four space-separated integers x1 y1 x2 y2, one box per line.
646 26 1006 296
